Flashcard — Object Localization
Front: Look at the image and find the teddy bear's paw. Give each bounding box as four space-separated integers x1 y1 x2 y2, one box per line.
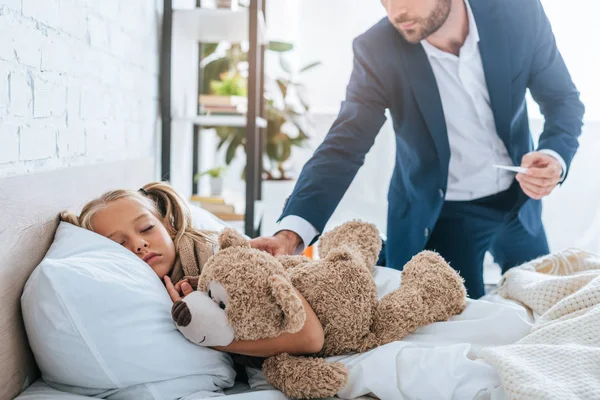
263 353 348 399
318 220 381 273
172 300 191 327
400 250 467 321
373 287 426 345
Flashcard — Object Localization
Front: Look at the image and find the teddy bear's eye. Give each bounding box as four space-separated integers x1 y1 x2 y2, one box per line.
208 290 212 298
219 301 226 310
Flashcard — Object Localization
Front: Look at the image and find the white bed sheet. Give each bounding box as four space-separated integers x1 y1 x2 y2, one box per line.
247 293 533 400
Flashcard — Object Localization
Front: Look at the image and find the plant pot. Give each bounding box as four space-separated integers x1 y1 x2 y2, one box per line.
210 177 224 197
261 179 297 236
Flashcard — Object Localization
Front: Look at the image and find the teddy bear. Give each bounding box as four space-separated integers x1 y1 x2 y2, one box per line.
172 220 466 399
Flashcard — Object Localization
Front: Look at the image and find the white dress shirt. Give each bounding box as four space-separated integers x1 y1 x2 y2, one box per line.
276 0 565 253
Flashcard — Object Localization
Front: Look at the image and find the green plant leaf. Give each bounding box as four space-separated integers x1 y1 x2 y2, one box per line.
279 56 292 74
201 43 219 59
202 57 231 94
280 139 292 162
268 41 294 52
266 141 278 161
299 61 322 73
199 165 227 178
217 135 229 151
209 72 248 96
276 79 288 99
290 136 307 146
226 134 243 164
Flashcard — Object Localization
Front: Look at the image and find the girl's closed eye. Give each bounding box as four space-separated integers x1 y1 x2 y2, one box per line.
142 225 154 233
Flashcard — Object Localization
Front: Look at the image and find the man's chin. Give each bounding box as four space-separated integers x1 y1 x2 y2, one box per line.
396 28 424 44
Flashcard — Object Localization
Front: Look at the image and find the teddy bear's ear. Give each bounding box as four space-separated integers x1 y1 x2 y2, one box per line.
218 227 250 250
269 274 305 334
197 270 210 292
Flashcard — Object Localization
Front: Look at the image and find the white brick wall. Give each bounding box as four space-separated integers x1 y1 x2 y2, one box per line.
0 0 161 177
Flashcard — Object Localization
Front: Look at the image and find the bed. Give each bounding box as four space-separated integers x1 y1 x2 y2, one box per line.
5 159 596 400
0 158 503 400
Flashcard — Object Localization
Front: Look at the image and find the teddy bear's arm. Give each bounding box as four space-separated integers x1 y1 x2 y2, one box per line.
277 255 311 271
213 287 324 357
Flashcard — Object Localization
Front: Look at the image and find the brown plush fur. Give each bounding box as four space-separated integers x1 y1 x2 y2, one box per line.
262 354 347 399
198 237 305 340
277 254 311 271
196 221 467 399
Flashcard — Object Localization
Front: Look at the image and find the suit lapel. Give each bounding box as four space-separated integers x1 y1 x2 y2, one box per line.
471 0 513 153
397 36 450 178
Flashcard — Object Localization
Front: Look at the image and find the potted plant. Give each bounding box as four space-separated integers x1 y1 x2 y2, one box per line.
200 41 321 234
217 42 321 234
196 166 227 197
208 41 321 180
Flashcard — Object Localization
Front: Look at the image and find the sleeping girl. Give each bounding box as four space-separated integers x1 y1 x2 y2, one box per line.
60 181 324 358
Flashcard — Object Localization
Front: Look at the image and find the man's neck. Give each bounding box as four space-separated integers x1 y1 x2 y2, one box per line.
426 0 469 56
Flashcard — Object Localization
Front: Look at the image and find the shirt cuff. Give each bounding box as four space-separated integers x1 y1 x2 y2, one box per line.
275 215 319 255
538 149 567 181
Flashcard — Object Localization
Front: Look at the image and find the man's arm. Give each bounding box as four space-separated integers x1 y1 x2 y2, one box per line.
527 0 585 179
275 37 390 244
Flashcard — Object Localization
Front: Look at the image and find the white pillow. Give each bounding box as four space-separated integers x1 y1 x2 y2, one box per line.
187 203 250 240
188 203 231 232
21 222 236 399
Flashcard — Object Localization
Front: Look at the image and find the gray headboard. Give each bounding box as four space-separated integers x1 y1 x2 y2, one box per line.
0 158 155 399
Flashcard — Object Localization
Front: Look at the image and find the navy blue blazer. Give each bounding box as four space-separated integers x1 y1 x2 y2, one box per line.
279 0 585 269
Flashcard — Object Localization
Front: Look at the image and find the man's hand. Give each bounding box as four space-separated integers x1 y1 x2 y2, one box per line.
250 230 302 256
164 276 194 303
516 151 562 200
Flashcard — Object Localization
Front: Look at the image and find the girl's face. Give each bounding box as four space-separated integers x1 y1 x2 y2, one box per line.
92 198 176 279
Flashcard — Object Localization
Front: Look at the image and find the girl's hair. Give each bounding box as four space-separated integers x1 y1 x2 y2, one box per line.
60 181 216 247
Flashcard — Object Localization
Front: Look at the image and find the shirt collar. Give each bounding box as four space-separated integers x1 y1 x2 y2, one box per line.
421 0 480 59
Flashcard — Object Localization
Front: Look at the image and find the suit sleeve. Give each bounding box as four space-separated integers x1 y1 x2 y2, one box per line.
528 0 585 180
277 38 389 241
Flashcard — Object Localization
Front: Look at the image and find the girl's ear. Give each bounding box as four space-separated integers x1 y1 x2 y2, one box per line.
218 228 250 250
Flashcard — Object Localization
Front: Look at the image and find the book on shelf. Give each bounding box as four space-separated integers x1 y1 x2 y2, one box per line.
213 212 245 221
200 105 247 115
190 195 241 221
199 95 247 108
200 202 236 214
190 195 225 205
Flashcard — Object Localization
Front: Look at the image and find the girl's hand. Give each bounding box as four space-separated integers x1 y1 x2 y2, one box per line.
164 276 194 303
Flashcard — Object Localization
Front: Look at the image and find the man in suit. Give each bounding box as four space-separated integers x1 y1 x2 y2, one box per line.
251 0 585 298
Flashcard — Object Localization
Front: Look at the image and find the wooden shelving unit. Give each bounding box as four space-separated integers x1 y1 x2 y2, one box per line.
172 114 267 128
160 0 267 238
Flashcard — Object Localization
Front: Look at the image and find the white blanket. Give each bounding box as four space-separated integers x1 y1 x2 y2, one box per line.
480 250 600 400
247 267 533 400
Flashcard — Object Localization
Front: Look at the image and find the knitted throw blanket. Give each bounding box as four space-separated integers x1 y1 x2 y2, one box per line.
481 249 600 400
169 235 214 286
